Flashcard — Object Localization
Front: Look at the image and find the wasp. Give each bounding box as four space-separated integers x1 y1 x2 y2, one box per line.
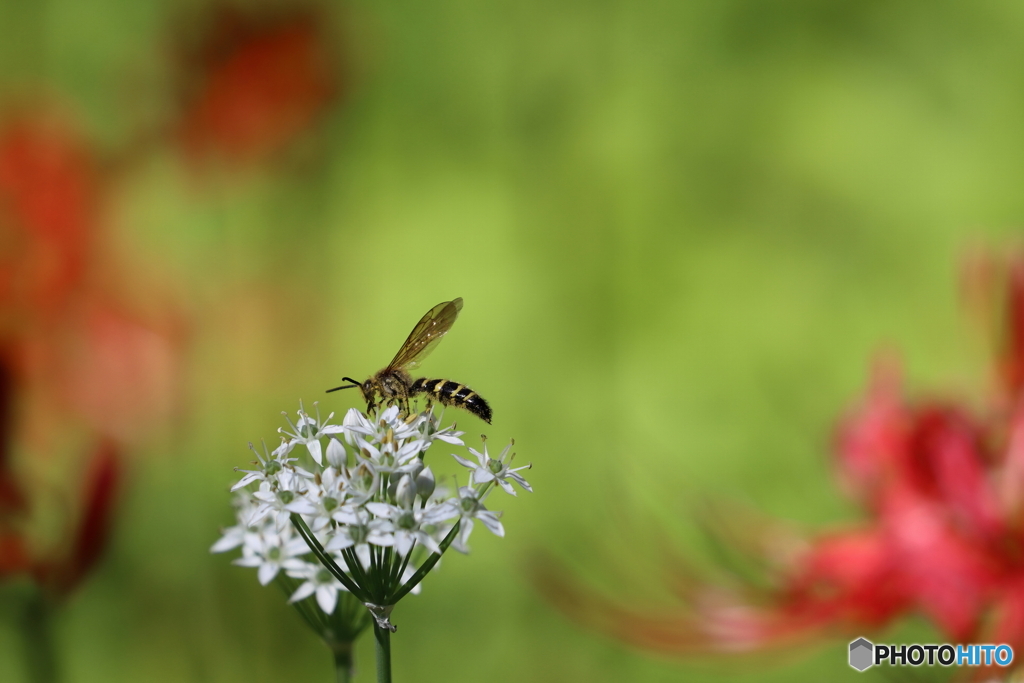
327 297 492 423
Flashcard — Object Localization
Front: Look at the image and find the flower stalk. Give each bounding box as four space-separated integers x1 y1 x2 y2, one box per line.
20 590 59 683
373 623 392 683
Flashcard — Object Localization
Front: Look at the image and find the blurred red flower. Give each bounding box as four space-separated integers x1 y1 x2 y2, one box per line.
538 253 1024 678
175 5 340 165
0 107 182 598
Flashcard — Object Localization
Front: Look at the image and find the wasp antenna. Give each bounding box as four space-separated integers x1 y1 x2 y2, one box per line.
326 377 362 393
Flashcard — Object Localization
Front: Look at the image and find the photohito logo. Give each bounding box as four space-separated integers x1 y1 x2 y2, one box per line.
848 637 1014 672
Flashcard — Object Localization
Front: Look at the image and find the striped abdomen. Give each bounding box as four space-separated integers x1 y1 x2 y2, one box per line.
410 378 492 424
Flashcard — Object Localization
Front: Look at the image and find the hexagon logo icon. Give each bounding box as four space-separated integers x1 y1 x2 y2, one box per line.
849 637 874 671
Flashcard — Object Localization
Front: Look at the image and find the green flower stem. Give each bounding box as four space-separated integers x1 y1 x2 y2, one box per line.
21 591 59 683
274 574 368 681
373 623 392 683
334 645 354 683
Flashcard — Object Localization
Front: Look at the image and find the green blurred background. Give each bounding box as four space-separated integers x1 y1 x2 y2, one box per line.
1 0 1022 681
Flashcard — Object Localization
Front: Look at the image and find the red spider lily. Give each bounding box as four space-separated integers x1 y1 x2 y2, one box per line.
0 107 182 597
0 110 96 317
537 254 1024 678
175 5 340 165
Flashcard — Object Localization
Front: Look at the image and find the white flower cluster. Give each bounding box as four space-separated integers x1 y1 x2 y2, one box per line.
212 402 531 620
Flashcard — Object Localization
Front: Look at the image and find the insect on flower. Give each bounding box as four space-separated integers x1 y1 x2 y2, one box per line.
326 298 493 423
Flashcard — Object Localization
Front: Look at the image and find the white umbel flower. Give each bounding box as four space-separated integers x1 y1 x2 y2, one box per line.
451 485 504 553
216 398 533 635
249 472 318 528
287 561 348 614
231 439 298 491
233 528 310 585
452 438 532 495
279 401 345 465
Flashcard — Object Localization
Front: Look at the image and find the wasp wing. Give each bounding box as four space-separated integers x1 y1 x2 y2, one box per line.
385 298 464 371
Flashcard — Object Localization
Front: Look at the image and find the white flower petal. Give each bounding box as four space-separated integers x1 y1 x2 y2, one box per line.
367 529 395 547
422 501 458 524
284 536 312 555
454 519 474 553
282 558 310 573
210 529 245 553
316 585 338 614
471 468 494 485
285 499 317 515
289 581 317 604
451 454 477 470
354 543 372 568
395 531 414 556
418 531 442 555
232 556 262 568
231 471 261 491
478 512 504 537
509 472 532 492
257 562 280 585
326 438 346 468
365 502 395 519
306 440 323 465
325 534 354 552
332 508 361 525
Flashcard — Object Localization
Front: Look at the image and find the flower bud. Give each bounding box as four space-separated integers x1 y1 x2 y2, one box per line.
416 466 436 500
394 474 416 509
326 438 346 468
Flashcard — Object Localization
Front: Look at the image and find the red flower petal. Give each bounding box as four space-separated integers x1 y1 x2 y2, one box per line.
835 354 908 506
904 406 1003 540
178 9 337 164
0 112 97 313
880 491 997 640
0 530 29 577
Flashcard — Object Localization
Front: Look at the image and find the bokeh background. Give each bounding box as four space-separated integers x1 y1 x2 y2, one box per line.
1 0 1023 681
